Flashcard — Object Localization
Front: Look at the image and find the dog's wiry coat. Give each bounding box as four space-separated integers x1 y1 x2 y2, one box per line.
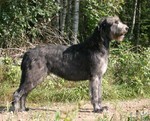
12 16 128 112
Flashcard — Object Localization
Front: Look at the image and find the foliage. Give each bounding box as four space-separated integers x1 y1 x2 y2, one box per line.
0 0 149 47
0 57 21 102
0 0 126 47
140 0 150 46
120 0 150 46
0 0 58 47
0 57 20 85
109 42 150 97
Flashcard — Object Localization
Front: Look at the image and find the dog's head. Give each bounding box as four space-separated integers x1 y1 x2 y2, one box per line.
98 16 128 41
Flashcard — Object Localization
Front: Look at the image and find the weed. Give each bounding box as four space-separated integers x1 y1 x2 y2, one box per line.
97 114 110 121
55 111 61 121
108 44 150 98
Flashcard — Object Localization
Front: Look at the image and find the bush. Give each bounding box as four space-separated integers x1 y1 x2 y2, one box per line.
109 42 150 97
0 0 58 47
0 57 21 85
0 57 21 101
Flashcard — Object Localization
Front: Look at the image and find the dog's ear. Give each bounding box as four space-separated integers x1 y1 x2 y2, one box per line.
98 18 107 31
106 16 120 25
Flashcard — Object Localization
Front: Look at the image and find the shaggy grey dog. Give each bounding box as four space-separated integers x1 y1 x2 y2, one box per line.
12 16 128 112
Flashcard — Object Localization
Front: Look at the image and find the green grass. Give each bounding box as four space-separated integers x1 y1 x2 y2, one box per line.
28 80 89 103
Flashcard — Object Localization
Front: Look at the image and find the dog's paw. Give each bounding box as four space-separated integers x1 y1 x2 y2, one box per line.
20 107 29 112
94 106 108 113
94 108 103 113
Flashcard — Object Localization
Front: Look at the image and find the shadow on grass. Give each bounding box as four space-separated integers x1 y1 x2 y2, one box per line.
79 108 92 113
0 106 7 113
0 106 56 113
29 107 56 112
79 106 108 113
0 105 107 114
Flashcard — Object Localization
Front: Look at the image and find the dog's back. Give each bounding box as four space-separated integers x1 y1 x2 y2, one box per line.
21 44 92 81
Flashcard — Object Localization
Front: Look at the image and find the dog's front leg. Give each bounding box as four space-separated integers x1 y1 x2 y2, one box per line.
89 75 103 113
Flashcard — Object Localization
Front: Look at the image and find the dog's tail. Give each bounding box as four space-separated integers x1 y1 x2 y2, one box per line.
19 52 32 86
21 52 32 70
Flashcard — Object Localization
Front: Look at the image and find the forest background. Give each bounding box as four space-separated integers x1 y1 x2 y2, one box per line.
0 0 150 105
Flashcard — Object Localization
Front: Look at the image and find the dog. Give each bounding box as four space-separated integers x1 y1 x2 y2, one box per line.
12 16 128 112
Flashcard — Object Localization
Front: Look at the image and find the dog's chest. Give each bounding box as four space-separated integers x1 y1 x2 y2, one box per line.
100 58 108 75
94 54 108 75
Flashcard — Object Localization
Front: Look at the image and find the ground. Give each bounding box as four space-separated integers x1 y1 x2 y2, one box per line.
0 99 150 121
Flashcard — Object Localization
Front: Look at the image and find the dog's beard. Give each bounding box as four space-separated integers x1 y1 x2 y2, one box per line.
110 32 125 42
112 29 127 41
116 34 125 42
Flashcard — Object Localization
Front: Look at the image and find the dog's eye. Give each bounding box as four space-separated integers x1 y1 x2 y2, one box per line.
115 20 119 24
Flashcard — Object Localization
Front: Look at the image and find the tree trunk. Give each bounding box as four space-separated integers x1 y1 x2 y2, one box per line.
66 0 72 33
136 0 141 47
55 0 60 30
58 0 63 32
130 0 138 39
61 0 67 34
72 0 80 44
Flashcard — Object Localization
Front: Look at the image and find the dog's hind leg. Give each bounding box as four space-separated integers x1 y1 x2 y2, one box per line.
13 74 47 111
13 63 48 111
12 71 27 111
12 69 29 112
20 69 47 111
20 93 28 111
12 89 24 112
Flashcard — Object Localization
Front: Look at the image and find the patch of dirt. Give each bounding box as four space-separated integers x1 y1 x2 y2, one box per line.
0 99 150 121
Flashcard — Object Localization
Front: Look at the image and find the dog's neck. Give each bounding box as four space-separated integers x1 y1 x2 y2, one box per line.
99 33 110 50
86 27 110 53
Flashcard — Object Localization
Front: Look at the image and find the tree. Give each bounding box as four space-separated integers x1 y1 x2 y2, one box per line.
72 0 80 44
0 0 58 47
130 0 138 40
1 0 149 47
136 0 141 47
121 0 150 47
61 0 67 34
